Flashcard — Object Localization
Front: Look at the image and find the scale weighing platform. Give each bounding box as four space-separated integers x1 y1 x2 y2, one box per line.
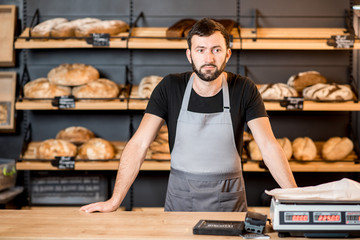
270 197 360 238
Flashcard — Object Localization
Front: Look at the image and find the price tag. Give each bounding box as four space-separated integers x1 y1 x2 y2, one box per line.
280 97 304 110
86 33 110 47
52 96 75 109
51 156 75 169
327 35 354 49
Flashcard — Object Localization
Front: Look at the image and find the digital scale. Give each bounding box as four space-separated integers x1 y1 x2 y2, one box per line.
270 197 360 238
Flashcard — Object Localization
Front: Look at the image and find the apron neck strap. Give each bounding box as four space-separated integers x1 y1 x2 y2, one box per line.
181 73 230 112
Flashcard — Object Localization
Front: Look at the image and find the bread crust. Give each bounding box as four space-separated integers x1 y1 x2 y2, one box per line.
72 78 119 101
138 75 162 98
292 137 317 161
24 78 71 99
277 137 293 160
56 126 95 144
322 137 353 160
287 71 327 92
50 18 101 37
48 63 99 86
74 20 129 37
36 139 77 159
77 138 115 160
259 83 298 100
303 83 354 101
31 18 68 38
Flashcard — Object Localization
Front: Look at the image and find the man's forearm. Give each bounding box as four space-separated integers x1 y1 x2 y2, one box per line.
262 142 297 189
109 140 148 208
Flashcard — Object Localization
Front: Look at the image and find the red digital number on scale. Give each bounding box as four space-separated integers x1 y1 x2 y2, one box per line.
292 215 308 222
316 214 340 222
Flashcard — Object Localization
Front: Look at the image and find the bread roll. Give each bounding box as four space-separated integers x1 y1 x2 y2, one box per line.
259 83 298 100
72 78 119 101
277 137 293 160
322 137 353 160
138 75 163 98
77 138 115 160
243 131 253 142
74 20 129 37
287 71 327 92
56 126 95 144
36 139 77 159
292 137 317 161
166 19 197 39
51 18 101 37
48 63 100 86
0 104 8 124
303 83 354 101
24 78 71 99
31 18 68 38
248 140 262 161
150 125 169 153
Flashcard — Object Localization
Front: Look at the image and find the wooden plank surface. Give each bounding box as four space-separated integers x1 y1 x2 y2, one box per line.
0 72 16 131
0 5 16 66
15 28 128 49
0 208 273 240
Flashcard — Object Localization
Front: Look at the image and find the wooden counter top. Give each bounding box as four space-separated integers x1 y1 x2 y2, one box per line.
0 207 356 240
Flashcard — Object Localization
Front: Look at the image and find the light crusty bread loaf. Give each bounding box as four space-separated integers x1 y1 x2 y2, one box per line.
287 71 327 92
77 138 115 160
36 139 77 159
303 83 354 101
56 126 95 144
138 75 163 98
166 19 197 39
248 140 262 161
292 137 317 161
277 137 293 160
150 125 170 154
31 18 68 37
48 63 99 86
322 137 353 160
0 104 7 124
50 18 101 37
259 83 298 100
243 131 253 142
72 78 119 101
24 78 71 99
74 20 129 37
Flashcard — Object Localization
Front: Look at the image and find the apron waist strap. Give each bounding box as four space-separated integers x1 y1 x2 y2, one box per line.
170 168 241 181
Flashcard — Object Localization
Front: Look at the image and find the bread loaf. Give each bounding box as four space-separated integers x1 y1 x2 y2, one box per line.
166 19 197 39
259 83 298 100
72 78 119 101
31 18 68 38
74 20 129 37
138 75 162 98
248 140 262 161
56 126 95 144
36 139 77 159
24 78 71 99
277 137 293 160
48 63 100 86
303 83 354 101
51 18 101 37
322 137 353 160
287 71 327 92
292 137 317 161
243 131 253 142
150 125 170 154
0 104 8 124
77 138 115 160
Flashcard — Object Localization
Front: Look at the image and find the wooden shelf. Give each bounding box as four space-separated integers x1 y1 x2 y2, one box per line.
15 27 359 50
15 28 128 49
264 100 360 111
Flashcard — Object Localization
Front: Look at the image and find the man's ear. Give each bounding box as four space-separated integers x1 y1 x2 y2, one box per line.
225 48 232 63
186 49 192 64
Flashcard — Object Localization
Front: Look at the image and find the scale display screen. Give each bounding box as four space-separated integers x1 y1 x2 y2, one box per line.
284 212 309 223
313 212 341 223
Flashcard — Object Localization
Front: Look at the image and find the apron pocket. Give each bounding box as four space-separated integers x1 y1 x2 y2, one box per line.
191 191 221 212
219 190 247 212
165 189 192 211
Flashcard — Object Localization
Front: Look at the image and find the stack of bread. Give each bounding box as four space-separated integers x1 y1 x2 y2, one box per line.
149 125 170 159
0 103 8 125
35 126 115 160
247 136 354 161
23 63 119 101
138 75 163 99
31 17 129 38
166 18 236 39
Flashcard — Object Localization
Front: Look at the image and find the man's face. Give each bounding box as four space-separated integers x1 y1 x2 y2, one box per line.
187 31 231 82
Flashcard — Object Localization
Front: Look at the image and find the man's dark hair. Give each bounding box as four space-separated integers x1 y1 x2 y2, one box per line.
187 18 230 50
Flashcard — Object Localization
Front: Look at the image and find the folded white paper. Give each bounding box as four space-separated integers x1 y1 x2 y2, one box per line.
265 178 360 201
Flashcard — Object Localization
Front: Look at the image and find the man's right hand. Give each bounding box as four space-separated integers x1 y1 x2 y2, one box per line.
79 199 119 213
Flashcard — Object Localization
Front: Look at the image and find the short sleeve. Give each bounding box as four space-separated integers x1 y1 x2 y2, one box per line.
144 76 169 121
244 79 268 122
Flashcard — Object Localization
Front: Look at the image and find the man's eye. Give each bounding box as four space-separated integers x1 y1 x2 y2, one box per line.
213 49 221 53
197 49 203 53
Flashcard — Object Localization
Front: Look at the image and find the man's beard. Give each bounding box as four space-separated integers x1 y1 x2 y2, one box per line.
191 58 227 82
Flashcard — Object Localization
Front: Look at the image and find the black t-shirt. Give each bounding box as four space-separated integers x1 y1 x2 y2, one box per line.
145 71 268 155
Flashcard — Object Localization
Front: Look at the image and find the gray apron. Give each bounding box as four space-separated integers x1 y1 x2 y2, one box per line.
164 73 247 212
